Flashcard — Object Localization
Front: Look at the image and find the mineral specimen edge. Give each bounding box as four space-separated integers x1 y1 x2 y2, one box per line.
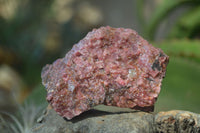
41 26 169 120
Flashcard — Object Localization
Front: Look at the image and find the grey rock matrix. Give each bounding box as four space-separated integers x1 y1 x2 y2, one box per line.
32 106 200 133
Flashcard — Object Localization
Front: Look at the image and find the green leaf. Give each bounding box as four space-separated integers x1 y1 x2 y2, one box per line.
146 0 200 40
169 6 200 38
155 56 200 113
24 84 47 106
156 39 200 63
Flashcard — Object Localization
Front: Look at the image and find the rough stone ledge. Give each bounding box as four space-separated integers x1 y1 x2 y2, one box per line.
31 106 200 133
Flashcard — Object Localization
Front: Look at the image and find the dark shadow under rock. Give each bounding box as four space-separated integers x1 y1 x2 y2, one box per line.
67 105 143 123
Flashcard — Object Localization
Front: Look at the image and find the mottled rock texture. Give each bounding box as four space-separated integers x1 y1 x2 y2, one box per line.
155 110 200 133
41 26 169 120
32 108 200 133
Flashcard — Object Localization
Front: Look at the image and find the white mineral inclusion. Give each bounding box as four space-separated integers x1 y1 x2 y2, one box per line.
128 69 137 79
68 80 75 92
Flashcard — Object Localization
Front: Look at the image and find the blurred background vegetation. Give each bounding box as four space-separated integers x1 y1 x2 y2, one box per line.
0 0 200 131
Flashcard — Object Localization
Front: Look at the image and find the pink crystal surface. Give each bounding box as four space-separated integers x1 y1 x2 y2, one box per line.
41 26 169 120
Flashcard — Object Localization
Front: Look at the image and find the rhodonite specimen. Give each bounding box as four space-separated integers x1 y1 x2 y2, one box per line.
41 26 169 120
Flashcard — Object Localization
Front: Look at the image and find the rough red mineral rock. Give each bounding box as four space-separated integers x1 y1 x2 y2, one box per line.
41 26 169 120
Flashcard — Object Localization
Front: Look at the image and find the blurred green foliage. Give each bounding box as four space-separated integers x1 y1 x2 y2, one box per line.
137 0 200 40
0 0 86 87
0 0 102 106
0 0 53 86
137 0 200 112
158 39 200 63
169 6 200 38
156 56 200 113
